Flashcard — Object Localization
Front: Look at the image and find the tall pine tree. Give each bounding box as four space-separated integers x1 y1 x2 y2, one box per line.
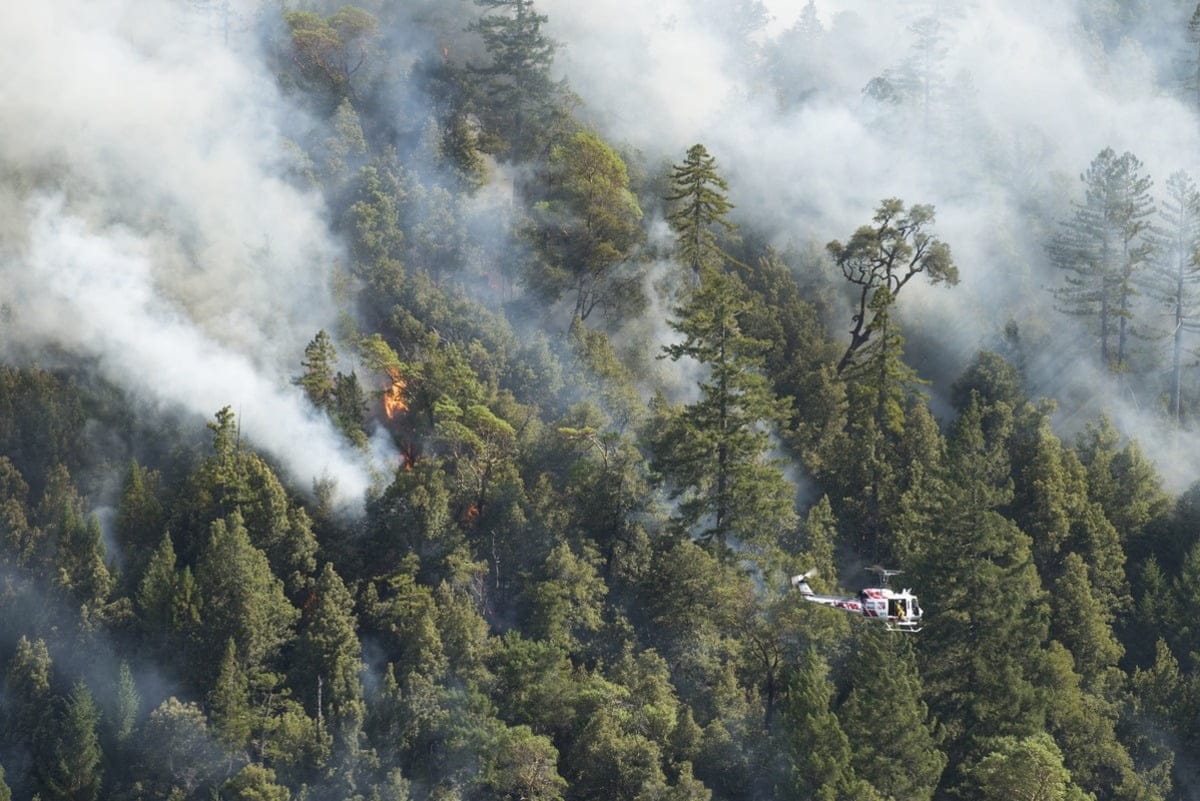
649 267 796 555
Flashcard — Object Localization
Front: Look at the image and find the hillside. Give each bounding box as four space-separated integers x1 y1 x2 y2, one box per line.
1 1 1199 800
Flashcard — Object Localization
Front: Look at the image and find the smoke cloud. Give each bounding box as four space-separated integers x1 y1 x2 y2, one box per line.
0 0 389 506
540 0 1200 489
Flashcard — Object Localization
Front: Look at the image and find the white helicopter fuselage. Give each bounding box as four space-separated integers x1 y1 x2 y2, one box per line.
791 572 923 631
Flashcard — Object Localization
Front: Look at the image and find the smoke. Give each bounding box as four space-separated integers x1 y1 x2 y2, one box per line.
0 0 391 507
539 0 1200 489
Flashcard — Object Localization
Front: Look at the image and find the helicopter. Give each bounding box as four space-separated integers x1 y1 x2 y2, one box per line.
790 567 923 632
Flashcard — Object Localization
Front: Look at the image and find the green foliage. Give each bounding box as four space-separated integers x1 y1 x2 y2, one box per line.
827 198 958 373
527 130 646 320
140 698 219 796
469 0 564 159
223 763 290 801
966 733 1091 801
115 460 163 589
650 266 797 554
780 651 859 801
297 330 338 410
1049 148 1156 371
665 144 738 275
40 681 102 801
284 7 380 102
523 541 606 653
0 368 85 496
114 662 140 746
294 563 365 765
209 639 253 752
838 627 945 801
7 7 1200 801
194 512 299 684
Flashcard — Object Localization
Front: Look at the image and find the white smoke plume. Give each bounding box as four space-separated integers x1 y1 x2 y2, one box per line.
540 0 1200 490
0 0 389 506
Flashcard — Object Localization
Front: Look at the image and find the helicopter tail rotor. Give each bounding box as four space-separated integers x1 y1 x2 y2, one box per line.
790 570 817 595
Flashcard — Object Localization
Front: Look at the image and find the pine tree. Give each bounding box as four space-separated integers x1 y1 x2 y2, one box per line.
41 681 103 801
469 0 561 160
54 514 112 610
194 512 299 684
5 637 52 729
297 330 338 410
665 144 737 276
1145 172 1200 421
799 496 838 589
295 563 366 769
966 733 1090 801
649 267 796 555
332 371 370 449
140 698 219 796
115 460 163 589
1052 553 1124 694
909 397 1050 776
1050 148 1156 370
208 640 253 753
3 636 53 796
136 532 178 641
838 627 945 801
779 652 860 801
114 662 140 746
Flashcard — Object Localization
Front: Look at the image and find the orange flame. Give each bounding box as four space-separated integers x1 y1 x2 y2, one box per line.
383 368 408 419
399 440 419 470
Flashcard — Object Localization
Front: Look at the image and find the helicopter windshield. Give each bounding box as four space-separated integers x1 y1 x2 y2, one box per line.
910 597 921 617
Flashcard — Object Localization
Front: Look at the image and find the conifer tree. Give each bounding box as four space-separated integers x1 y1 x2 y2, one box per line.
332 371 370 449
194 512 299 684
140 698 219 796
649 267 796 555
799 496 838 589
137 532 178 642
55 514 113 610
295 563 366 769
967 733 1090 801
1050 148 1155 370
114 662 140 746
1051 553 1124 695
908 397 1050 775
3 636 53 796
297 330 338 410
838 627 945 801
223 764 290 801
115 460 163 588
208 640 253 753
0 457 35 567
1145 171 1200 421
665 144 737 276
780 651 866 801
41 681 102 801
469 0 560 160
524 541 606 653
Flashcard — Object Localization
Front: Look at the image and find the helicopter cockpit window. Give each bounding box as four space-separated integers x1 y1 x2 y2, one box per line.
910 598 921 616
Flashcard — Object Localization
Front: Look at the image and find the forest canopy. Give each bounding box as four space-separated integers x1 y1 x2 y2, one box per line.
3 1 1200 800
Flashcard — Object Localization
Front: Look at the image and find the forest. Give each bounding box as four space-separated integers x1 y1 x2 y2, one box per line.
4 0 1200 799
